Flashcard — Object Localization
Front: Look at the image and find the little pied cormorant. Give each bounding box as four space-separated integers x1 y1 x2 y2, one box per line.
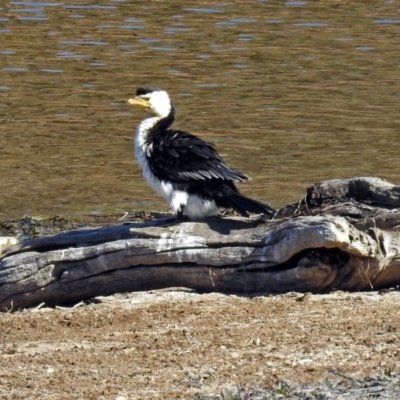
127 87 275 220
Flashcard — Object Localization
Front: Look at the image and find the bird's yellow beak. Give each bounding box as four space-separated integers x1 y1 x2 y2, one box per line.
127 97 151 108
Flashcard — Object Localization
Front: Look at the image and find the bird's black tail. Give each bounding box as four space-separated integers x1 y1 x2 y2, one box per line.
224 193 276 218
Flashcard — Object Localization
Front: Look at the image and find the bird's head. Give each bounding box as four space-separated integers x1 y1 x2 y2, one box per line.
128 87 173 119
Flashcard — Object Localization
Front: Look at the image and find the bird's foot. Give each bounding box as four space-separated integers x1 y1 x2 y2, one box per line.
176 209 189 222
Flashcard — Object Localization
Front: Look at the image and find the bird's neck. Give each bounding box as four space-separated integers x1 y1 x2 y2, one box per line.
136 111 175 145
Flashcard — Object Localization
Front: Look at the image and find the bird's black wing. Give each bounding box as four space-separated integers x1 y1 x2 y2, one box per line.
146 130 249 183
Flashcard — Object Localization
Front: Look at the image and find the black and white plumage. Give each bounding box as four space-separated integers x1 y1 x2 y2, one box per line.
127 87 275 220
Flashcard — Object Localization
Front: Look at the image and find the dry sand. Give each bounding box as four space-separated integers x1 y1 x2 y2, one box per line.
1 288 399 399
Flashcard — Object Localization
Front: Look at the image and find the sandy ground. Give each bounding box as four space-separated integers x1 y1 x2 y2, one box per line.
0 289 399 399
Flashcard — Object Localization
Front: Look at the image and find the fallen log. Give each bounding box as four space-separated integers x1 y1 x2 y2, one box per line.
1 176 400 311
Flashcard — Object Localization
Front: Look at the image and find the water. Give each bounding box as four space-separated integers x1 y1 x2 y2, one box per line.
1 1 400 219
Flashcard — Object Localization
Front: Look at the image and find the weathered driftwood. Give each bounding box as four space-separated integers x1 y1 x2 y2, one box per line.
1 176 400 311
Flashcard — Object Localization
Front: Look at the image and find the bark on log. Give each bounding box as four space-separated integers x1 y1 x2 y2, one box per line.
1 176 400 311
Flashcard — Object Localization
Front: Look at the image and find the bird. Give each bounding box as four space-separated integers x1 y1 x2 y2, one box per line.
127 87 276 221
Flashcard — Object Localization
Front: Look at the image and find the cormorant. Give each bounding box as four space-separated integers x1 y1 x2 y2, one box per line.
127 87 275 220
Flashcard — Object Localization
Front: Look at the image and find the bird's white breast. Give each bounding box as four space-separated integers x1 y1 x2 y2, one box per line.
134 118 170 200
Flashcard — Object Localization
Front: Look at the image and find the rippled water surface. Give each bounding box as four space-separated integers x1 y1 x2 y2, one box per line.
1 1 400 218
